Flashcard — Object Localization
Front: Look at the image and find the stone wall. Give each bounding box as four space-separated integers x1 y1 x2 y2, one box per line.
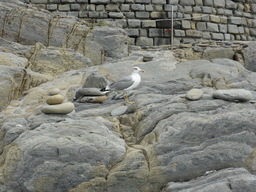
23 0 256 46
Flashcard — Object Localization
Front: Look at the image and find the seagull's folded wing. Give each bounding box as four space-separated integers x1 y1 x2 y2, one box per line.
109 76 134 91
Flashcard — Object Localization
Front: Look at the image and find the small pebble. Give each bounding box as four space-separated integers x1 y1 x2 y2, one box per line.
48 88 61 96
186 89 203 101
111 106 128 116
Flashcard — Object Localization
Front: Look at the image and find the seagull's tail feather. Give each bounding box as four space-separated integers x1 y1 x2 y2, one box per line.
100 87 111 94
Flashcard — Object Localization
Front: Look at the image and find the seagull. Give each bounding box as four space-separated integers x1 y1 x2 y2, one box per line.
101 66 145 104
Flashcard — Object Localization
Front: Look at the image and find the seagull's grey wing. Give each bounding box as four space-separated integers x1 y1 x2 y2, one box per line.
108 75 134 91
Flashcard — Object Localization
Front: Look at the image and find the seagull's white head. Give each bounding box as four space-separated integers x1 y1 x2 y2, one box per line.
132 66 145 73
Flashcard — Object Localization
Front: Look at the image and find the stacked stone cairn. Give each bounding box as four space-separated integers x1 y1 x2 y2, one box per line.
41 88 75 114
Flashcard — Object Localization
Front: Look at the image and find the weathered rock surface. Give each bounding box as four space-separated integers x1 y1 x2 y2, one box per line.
213 89 253 101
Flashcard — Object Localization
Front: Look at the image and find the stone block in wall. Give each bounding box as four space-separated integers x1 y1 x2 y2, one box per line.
151 12 166 19
192 14 202 21
210 15 220 23
226 0 237 9
96 5 105 11
247 36 252 41
49 0 61 3
152 0 166 4
247 19 252 27
53 11 67 16
124 12 135 18
244 27 250 34
207 23 219 32
234 10 243 17
202 6 212 14
230 35 235 40
217 8 224 15
111 0 125 3
196 22 206 31
184 14 191 20
89 12 99 17
220 16 227 23
135 0 151 3
88 4 95 11
31 0 47 3
91 0 110 4
79 11 88 18
180 0 195 6
224 34 230 40
109 12 124 18
136 12 150 18
195 0 203 6
68 12 79 17
59 4 70 12
235 35 241 40
252 20 256 28
131 4 145 11
106 4 120 11
201 14 210 21
250 28 256 36
125 29 139 36
229 16 244 25
184 6 193 13
181 20 191 29
126 0 134 3
203 0 213 6
241 35 247 41
213 0 225 8
202 32 211 39
115 19 128 27
149 29 163 37
193 6 202 13
142 20 156 28
186 30 203 37
146 5 154 11
211 33 224 40
71 4 81 11
164 5 178 11
47 4 58 11
237 4 244 12
238 26 244 34
128 19 141 27
99 12 108 18
140 29 148 37
154 38 170 46
174 29 186 36
243 13 253 18
154 5 163 11
219 24 227 33
224 9 233 16
136 37 153 46
35 4 46 9
228 24 239 34
121 4 130 11
178 5 185 12
251 4 256 13
168 0 178 5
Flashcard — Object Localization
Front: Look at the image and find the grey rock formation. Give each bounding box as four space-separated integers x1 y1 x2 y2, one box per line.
213 89 253 101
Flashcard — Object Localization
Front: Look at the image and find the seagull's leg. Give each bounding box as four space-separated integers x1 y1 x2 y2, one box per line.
123 92 133 104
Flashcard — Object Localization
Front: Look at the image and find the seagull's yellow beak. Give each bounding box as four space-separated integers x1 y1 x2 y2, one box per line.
140 69 145 73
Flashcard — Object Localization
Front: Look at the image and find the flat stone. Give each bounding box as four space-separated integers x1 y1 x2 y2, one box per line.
186 88 203 100
41 102 75 114
48 88 61 96
111 106 128 116
143 55 154 62
79 96 107 103
74 88 105 100
213 89 253 102
46 94 64 105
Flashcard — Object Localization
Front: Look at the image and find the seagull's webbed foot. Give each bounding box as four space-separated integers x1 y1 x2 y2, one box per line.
123 92 134 104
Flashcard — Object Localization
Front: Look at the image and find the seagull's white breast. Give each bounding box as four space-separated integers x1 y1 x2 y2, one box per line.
124 73 141 91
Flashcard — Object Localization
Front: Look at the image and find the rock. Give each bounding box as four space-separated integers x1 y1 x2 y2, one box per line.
79 96 107 103
242 42 256 72
186 88 203 100
202 47 235 60
213 89 253 101
163 168 256 192
41 102 75 114
83 72 109 89
46 94 65 105
143 55 154 62
111 106 128 116
48 88 61 96
0 51 28 68
74 88 105 100
92 26 130 58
